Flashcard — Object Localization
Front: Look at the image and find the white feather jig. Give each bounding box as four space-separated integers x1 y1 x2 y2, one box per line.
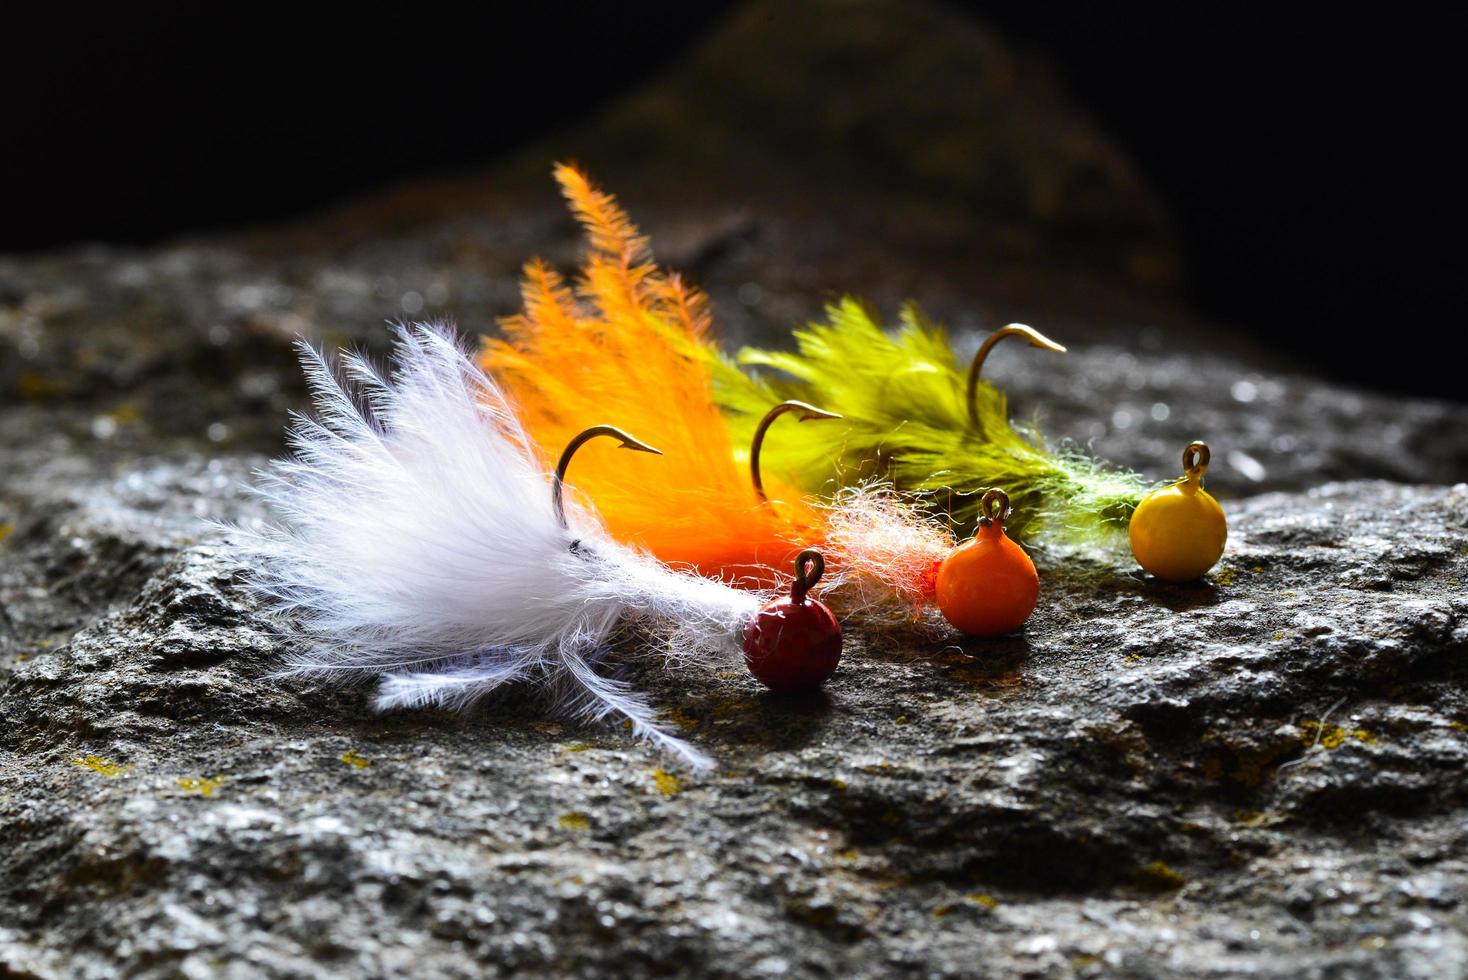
230 324 765 768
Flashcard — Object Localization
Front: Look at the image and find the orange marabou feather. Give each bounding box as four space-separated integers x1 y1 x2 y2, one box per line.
481 165 822 583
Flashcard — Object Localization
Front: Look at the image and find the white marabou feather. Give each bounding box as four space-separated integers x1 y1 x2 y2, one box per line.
227 324 764 769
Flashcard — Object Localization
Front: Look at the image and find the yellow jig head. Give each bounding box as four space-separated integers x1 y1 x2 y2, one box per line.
1128 441 1227 582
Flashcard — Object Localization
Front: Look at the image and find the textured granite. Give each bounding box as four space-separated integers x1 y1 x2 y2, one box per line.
3 1 1467 976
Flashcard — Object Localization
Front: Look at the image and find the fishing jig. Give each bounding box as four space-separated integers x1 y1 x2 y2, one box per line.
742 549 843 693
715 299 1151 544
1129 441 1228 582
229 324 783 769
935 488 1039 636
480 165 952 606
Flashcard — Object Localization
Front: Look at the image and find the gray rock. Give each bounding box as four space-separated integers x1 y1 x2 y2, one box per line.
4 1 1468 976
3 460 1467 977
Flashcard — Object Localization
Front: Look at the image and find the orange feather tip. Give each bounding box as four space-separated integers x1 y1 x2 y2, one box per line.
483 167 808 580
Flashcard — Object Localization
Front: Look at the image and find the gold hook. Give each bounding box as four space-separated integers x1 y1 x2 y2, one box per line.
977 487 1012 526
966 324 1067 426
1181 440 1210 484
552 425 662 530
750 400 843 505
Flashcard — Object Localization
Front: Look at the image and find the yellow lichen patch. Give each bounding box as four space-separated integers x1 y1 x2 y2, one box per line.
1449 720 1467 732
1298 721 1376 750
339 750 371 769
177 776 227 797
106 402 142 425
1273 631 1285 641
932 903 955 918
558 811 592 831
837 848 859 861
1212 566 1238 586
1136 860 1186 892
830 777 847 791
1230 744 1297 786
18 371 68 400
707 693 761 721
1122 654 1142 668
1251 565 1264 574
652 769 682 796
1234 809 1286 828
564 742 594 753
664 707 702 731
965 893 999 910
893 715 909 726
0 521 13 544
73 756 132 777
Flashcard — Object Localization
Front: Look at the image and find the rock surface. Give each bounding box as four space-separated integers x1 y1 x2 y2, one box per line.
3 2 1468 977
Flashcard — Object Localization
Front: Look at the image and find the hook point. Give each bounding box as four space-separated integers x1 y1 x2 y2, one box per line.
618 437 663 456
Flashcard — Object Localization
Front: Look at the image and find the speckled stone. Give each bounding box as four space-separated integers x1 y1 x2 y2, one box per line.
4 2 1468 976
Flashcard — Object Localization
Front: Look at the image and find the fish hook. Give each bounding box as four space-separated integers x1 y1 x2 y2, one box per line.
750 400 843 505
965 324 1067 427
552 425 663 530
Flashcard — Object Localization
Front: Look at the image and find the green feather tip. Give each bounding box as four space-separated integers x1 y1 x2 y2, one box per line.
711 297 1149 544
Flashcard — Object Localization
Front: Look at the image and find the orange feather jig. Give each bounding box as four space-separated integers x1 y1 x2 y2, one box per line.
483 165 824 583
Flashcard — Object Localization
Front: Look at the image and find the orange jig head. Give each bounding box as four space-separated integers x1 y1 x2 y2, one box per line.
936 488 1039 637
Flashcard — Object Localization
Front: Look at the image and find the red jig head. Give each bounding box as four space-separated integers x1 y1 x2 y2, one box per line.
935 488 1039 637
742 549 843 693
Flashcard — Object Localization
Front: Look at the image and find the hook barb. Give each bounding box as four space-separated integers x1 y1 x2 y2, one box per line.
750 400 843 505
553 424 662 530
966 323 1066 426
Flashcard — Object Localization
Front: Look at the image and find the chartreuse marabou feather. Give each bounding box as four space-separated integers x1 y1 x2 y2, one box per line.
710 298 1148 543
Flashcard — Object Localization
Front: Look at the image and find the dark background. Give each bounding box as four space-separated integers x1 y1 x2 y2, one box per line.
4 4 1463 400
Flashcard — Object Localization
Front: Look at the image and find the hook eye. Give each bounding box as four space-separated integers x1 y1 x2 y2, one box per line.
966 323 1066 427
978 487 1012 526
552 424 662 531
1182 440 1210 479
791 549 825 603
